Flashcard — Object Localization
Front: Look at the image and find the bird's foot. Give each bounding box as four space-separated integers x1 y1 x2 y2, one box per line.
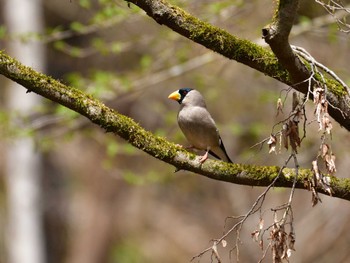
199 151 209 163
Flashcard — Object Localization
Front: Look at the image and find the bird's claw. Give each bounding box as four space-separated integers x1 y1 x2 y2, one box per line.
199 151 209 163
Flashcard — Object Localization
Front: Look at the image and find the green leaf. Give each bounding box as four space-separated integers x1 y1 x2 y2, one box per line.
70 22 85 33
106 140 119 158
122 171 144 185
140 55 152 71
70 46 83 57
110 42 123 54
91 37 108 54
55 105 79 119
53 41 65 51
208 1 233 14
0 25 7 39
298 16 311 26
79 0 91 9
65 72 85 88
110 240 144 263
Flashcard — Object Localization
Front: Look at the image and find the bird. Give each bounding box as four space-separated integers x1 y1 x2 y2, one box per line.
168 88 232 163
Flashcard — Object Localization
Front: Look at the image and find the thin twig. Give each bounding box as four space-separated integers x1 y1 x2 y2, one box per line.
191 154 295 262
292 45 350 95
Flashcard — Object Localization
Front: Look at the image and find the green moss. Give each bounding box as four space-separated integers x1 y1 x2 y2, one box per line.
325 78 347 97
183 14 290 83
333 177 350 192
296 56 347 97
250 165 280 181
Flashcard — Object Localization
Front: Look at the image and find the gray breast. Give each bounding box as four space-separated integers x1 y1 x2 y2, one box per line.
178 105 220 150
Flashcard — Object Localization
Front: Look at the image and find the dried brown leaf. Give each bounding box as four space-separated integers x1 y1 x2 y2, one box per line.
322 113 333 134
259 218 264 230
289 120 300 153
292 92 299 111
311 160 323 206
323 183 333 196
322 99 328 113
311 188 319 207
325 154 336 174
276 97 283 116
288 232 296 251
321 144 329 158
221 239 227 248
268 134 277 154
315 103 323 130
282 123 289 150
251 230 260 242
313 87 323 104
322 176 333 196
293 108 302 123
325 121 333 134
312 160 321 180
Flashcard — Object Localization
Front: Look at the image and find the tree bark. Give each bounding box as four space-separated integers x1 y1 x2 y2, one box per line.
3 0 46 263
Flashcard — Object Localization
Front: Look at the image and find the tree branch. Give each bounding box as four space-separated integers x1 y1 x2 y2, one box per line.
1 51 350 201
262 0 350 130
127 0 289 83
263 0 308 86
127 0 350 131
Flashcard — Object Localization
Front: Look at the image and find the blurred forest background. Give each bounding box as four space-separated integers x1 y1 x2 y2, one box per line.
1 0 350 262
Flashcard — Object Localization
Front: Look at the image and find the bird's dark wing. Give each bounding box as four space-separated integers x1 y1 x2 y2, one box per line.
209 137 232 163
208 150 221 160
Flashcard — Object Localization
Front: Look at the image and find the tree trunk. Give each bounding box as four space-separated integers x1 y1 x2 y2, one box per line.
4 0 46 262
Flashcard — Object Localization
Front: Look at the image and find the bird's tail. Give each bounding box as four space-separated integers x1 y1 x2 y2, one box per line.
209 137 232 163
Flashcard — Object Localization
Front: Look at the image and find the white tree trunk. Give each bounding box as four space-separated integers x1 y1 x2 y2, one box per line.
3 0 46 263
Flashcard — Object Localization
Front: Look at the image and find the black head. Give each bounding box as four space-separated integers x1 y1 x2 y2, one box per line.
178 88 193 104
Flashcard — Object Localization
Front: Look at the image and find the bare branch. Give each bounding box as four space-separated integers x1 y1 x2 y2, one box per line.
315 1 350 33
192 154 299 262
291 45 350 96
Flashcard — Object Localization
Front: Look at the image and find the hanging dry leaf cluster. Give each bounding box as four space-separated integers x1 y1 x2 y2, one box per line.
306 159 333 206
305 87 336 205
251 213 295 263
251 218 264 249
270 87 337 172
268 92 303 154
267 86 337 206
313 87 333 134
270 220 295 263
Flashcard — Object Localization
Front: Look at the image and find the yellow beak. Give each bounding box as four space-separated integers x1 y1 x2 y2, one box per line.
168 90 181 101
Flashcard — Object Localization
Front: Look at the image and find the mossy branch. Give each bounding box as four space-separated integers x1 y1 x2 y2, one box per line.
262 0 350 131
127 0 289 84
126 0 350 131
1 51 350 201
